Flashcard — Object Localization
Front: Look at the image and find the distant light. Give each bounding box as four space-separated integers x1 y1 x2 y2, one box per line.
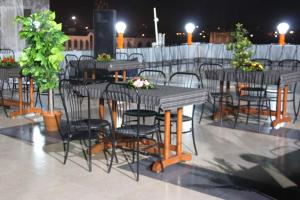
185 23 196 33
71 16 76 20
182 33 186 36
275 35 278 38
195 25 199 28
199 33 202 36
277 22 290 35
115 21 127 34
217 27 221 30
275 31 278 34
250 34 254 38
290 30 294 34
141 34 145 37
203 35 206 38
85 26 88 30
202 30 205 33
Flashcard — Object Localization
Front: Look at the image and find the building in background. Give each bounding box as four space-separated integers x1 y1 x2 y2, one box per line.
209 32 232 44
65 32 153 50
0 0 49 51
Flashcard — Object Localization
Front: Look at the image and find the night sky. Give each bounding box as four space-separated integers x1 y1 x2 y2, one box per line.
50 0 300 44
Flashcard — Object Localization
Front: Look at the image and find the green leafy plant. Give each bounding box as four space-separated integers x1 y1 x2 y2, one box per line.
226 23 254 71
96 53 112 62
16 10 69 112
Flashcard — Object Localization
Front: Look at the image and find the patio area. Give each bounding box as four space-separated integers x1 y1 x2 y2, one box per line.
0 89 300 199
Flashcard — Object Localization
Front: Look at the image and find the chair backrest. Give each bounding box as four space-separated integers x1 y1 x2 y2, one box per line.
138 69 167 86
277 59 300 71
105 83 140 129
64 54 79 79
0 49 14 59
235 70 266 97
129 53 144 63
78 55 96 81
251 58 273 70
199 63 222 94
59 79 91 137
169 72 201 89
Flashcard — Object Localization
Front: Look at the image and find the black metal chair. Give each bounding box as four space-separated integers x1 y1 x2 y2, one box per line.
59 79 112 172
155 72 201 155
269 59 300 121
105 83 163 181
64 54 79 80
234 71 272 132
199 63 233 124
123 70 167 124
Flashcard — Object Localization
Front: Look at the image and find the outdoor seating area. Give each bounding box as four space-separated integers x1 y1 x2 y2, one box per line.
1 1 300 200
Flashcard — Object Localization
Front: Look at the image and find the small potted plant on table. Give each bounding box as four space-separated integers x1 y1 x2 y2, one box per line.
16 10 69 132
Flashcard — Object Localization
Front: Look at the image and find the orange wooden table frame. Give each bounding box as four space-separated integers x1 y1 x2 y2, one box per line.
213 81 292 126
7 76 42 118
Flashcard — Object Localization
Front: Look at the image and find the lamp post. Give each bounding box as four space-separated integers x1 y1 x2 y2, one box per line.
277 22 289 45
185 23 195 45
115 21 127 49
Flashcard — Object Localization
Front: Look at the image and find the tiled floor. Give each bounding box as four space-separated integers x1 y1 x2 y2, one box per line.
0 93 300 200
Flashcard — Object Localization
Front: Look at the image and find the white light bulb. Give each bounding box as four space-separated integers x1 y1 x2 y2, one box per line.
277 22 290 35
115 21 127 34
185 23 196 33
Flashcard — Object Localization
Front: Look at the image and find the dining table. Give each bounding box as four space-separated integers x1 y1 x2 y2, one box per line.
80 83 209 172
0 66 42 118
72 59 142 82
205 68 300 126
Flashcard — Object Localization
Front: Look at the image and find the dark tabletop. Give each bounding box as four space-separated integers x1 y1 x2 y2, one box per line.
82 83 209 110
0 66 20 80
204 68 300 85
72 60 142 72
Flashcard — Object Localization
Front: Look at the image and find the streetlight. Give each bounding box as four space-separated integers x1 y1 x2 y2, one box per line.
115 21 127 49
277 22 290 45
185 23 195 45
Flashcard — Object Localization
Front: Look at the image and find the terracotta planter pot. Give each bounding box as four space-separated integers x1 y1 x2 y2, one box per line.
42 111 62 132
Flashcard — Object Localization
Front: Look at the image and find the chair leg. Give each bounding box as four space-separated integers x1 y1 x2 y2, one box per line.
108 126 116 173
257 101 262 133
268 100 274 129
136 138 140 182
234 100 240 129
191 120 198 155
88 139 92 172
79 140 88 161
198 104 204 124
246 101 250 125
63 141 70 164
294 99 300 123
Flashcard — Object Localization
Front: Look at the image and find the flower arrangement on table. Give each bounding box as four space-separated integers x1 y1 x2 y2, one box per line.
0 56 16 67
96 53 112 62
128 77 155 89
243 61 264 72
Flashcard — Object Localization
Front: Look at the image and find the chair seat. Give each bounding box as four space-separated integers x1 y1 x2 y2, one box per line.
155 113 192 122
239 95 270 102
61 129 99 141
124 109 158 117
83 119 110 130
115 124 159 137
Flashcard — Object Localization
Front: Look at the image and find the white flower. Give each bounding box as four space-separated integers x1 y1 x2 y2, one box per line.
143 80 150 86
133 79 144 88
33 21 41 30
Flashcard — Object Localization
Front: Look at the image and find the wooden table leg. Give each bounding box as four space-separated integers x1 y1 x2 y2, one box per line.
29 77 34 108
272 84 292 127
99 98 105 120
152 108 191 173
114 71 119 82
122 70 127 81
19 77 23 112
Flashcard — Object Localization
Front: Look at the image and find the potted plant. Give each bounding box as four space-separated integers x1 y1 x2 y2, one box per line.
16 10 69 132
